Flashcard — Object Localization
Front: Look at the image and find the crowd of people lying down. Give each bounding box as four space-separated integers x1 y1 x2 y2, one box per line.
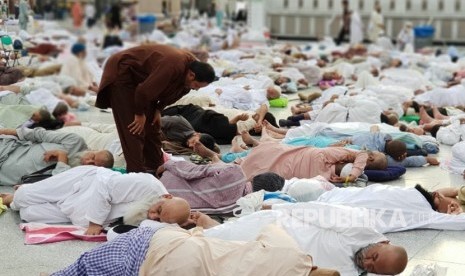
1 16 465 276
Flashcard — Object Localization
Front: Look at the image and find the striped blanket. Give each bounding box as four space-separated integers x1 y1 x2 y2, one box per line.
20 223 107 245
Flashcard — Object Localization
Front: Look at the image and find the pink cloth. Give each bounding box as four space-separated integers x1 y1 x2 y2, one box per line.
20 223 107 245
59 112 78 123
240 141 368 181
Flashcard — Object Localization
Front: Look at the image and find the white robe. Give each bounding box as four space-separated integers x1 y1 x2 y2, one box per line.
414 84 465 107
60 54 95 89
317 184 465 232
315 96 382 124
436 117 465 146
442 141 465 175
204 204 387 276
350 11 363 45
10 166 167 227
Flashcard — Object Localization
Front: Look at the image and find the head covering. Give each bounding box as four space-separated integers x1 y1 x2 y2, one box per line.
252 172 285 192
71 43 86 55
458 186 465 204
287 179 327 202
273 85 282 96
340 163 354 178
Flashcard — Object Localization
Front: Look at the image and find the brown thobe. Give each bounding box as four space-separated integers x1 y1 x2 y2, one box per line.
96 45 195 172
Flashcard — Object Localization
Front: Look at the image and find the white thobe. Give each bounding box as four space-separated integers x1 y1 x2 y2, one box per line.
315 96 382 124
24 88 63 113
204 205 387 276
368 10 384 42
60 54 95 89
10 166 168 227
317 184 465 232
414 84 465 107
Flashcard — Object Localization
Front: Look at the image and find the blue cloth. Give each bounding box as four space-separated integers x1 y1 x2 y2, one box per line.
365 166 406 182
52 227 159 276
422 141 439 154
285 136 359 149
221 150 250 163
71 43 86 55
264 192 297 203
351 133 391 152
387 155 427 167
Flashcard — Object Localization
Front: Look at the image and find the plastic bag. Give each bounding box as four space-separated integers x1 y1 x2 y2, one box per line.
410 263 447 276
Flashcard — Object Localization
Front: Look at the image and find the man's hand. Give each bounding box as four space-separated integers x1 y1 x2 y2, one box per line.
84 222 103 235
187 211 219 229
128 114 146 135
0 128 17 136
152 109 161 126
43 150 68 164
330 174 356 183
156 165 165 178
426 157 440 166
447 201 463 215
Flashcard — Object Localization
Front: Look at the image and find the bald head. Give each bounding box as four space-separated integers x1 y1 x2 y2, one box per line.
365 151 388 170
355 242 408 275
124 195 191 226
161 197 191 225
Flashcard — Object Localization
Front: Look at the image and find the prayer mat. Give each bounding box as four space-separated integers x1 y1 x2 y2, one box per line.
20 223 107 245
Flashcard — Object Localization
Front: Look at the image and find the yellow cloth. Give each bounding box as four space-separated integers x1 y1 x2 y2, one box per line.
139 224 313 276
0 198 7 215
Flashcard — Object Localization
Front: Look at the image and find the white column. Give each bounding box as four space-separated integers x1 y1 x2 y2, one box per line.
246 0 267 40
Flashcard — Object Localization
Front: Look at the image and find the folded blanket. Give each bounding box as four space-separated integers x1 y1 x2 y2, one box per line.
20 223 107 245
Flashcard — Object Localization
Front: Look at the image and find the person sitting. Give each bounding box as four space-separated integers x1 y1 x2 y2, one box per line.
0 127 113 185
50 223 337 276
60 43 95 90
0 166 191 235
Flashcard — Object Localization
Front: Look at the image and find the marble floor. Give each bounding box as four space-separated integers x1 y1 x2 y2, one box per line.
0 92 464 276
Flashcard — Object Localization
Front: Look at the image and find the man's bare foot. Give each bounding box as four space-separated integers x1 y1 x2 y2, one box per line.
263 120 287 135
298 92 308 101
291 106 300 115
432 106 449 120
193 142 218 160
241 131 259 147
229 113 249 124
419 106 433 124
231 136 247 153
307 92 322 103
0 193 13 207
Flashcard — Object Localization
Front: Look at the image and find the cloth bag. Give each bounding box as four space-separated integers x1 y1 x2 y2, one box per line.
20 164 57 184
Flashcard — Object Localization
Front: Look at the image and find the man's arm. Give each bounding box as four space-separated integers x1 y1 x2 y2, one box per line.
0 128 17 136
163 159 231 180
17 127 87 156
325 148 368 178
387 155 430 167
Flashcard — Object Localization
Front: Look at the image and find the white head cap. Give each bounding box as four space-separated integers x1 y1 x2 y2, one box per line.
287 179 327 202
340 163 354 178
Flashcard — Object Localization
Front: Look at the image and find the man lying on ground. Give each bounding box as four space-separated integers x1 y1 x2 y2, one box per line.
49 223 337 276
0 127 113 185
0 166 191 235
